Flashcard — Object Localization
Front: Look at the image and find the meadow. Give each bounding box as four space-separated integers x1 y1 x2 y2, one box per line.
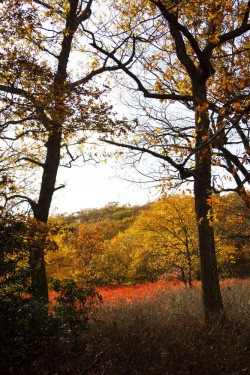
28 278 249 375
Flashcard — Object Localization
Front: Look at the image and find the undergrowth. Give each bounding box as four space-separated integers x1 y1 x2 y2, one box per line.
85 279 250 375
1 279 249 374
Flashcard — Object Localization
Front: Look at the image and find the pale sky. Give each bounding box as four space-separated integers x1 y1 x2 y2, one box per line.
51 161 157 214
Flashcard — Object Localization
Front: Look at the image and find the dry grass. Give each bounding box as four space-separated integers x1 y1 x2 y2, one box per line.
83 279 250 375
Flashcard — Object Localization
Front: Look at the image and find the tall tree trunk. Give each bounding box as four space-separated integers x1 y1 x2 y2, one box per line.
186 252 192 287
28 0 80 303
29 130 62 302
180 267 187 286
193 80 225 322
185 236 193 286
194 164 225 322
29 241 49 302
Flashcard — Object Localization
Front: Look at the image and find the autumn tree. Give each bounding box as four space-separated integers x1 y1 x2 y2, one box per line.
214 193 250 277
101 196 199 285
87 0 250 322
45 216 76 281
136 196 199 286
0 0 128 302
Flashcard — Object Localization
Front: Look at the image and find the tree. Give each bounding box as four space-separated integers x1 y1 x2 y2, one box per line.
214 193 250 277
88 0 250 321
0 214 31 296
97 228 139 285
46 221 105 284
70 222 106 283
45 216 76 281
0 0 127 302
135 196 199 286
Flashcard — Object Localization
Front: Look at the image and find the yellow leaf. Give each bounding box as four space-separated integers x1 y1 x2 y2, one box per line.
198 217 204 225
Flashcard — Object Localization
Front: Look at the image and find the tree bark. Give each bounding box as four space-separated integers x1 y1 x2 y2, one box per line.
180 267 187 286
193 80 225 322
186 249 192 287
29 241 49 302
194 164 225 322
29 130 62 302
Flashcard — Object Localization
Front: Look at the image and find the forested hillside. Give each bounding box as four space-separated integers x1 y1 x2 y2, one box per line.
46 194 250 285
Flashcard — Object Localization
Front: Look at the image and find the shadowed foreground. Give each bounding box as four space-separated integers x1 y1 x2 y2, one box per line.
2 279 249 375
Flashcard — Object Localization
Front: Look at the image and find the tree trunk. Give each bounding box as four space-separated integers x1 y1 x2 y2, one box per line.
185 238 193 286
27 1 79 303
180 267 187 285
187 254 192 287
193 80 225 323
194 166 225 322
29 241 49 302
29 130 62 303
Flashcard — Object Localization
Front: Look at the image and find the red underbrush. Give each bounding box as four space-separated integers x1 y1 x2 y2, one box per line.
95 278 249 306
96 280 186 305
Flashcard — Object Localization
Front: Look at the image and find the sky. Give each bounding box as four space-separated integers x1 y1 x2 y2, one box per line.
49 100 190 215
50 160 158 215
